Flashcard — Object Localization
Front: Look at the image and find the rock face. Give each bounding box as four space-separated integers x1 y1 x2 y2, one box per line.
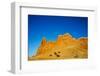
28 33 88 60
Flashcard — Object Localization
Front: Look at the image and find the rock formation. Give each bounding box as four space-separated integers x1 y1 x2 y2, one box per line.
28 33 88 60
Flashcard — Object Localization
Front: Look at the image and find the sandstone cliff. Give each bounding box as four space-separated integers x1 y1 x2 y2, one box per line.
29 33 88 60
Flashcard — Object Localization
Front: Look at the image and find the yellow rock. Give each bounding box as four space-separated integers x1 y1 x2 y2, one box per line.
28 33 88 60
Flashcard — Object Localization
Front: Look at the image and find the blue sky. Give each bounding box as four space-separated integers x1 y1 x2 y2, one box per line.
28 15 88 57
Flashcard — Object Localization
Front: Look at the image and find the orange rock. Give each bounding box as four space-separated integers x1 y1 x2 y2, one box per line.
28 33 88 60
41 37 47 46
78 38 88 49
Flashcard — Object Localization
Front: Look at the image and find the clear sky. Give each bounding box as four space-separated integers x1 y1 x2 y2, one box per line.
28 15 88 57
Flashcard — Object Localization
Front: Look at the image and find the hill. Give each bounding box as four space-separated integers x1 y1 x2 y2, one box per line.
28 33 88 60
